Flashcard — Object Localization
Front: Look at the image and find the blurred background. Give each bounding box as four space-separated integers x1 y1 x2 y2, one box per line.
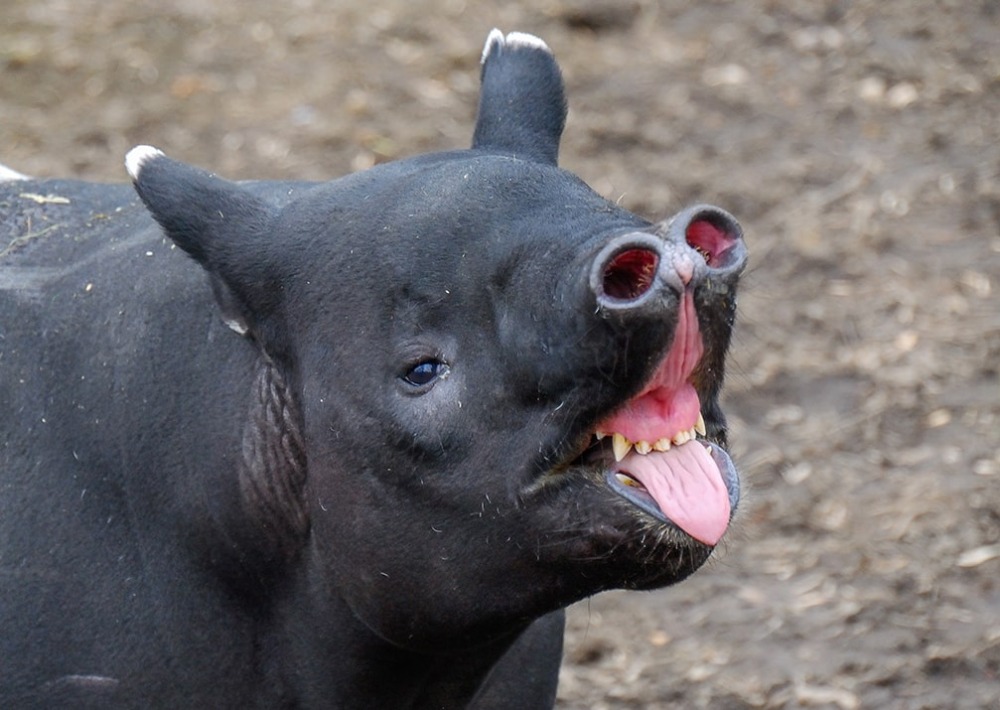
3 0 997 707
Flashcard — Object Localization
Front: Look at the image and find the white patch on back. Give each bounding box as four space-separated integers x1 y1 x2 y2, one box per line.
0 163 29 181
125 145 165 181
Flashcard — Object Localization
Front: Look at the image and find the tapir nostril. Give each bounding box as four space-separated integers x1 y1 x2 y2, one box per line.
684 211 742 269
601 247 660 302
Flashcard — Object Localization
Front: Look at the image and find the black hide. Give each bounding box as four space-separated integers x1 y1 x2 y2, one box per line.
0 30 747 709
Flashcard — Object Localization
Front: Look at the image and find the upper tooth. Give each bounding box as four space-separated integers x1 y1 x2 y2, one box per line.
653 437 672 452
603 426 701 459
612 433 632 462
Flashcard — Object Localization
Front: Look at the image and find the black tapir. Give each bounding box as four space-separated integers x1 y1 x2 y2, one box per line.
0 29 746 708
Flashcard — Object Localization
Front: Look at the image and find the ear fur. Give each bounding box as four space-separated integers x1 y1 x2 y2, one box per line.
471 30 567 166
126 146 279 341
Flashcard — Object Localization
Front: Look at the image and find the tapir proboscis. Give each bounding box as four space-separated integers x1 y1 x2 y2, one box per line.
0 29 747 709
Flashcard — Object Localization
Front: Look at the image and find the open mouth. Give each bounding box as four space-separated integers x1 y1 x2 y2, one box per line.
585 288 739 547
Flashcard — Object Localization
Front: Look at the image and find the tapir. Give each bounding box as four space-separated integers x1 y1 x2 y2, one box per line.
0 29 747 708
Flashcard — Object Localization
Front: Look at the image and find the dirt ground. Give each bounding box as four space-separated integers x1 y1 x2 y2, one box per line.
3 0 998 707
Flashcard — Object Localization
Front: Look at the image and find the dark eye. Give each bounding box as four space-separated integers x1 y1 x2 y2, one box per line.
401 359 448 388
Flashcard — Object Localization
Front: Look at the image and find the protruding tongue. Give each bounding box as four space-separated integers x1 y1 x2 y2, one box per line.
616 440 731 545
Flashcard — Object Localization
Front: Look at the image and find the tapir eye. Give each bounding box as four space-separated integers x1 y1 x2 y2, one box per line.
401 359 449 389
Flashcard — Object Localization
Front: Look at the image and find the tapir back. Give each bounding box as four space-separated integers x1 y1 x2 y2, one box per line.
0 180 267 703
0 178 218 502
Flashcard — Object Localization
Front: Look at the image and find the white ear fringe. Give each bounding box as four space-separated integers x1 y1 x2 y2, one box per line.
481 29 551 65
504 32 550 53
125 145 165 181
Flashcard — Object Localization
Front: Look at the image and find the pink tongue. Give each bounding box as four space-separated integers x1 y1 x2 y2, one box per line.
617 440 731 546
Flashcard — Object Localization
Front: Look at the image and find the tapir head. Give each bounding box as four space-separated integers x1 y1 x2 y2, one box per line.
128 30 747 650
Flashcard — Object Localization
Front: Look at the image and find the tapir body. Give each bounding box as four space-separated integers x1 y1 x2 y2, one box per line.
0 31 746 708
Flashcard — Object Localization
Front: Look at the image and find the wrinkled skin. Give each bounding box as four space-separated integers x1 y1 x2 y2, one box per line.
0 31 745 708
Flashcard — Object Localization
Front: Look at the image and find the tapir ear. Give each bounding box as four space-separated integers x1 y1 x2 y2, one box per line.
471 29 567 166
126 145 278 341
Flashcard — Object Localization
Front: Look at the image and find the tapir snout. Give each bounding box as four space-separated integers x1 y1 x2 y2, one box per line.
591 205 746 312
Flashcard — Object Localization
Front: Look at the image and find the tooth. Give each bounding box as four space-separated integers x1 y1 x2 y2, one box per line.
653 438 672 452
672 430 690 446
695 413 707 436
595 431 607 441
612 433 632 462
635 440 652 455
616 472 642 488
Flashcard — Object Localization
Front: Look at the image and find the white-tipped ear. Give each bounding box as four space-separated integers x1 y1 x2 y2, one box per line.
481 29 552 66
125 145 165 182
472 28 566 165
504 31 550 53
481 28 505 64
